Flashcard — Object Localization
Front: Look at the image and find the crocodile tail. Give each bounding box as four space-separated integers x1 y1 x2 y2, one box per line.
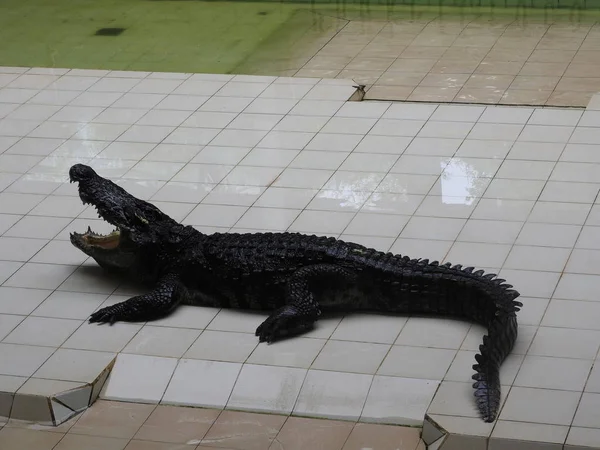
471 286 521 422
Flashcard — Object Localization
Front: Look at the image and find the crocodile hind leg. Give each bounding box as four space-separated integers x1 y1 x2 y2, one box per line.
256 264 353 343
89 273 186 324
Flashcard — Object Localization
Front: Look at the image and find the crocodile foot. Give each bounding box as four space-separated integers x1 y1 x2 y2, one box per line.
255 306 313 343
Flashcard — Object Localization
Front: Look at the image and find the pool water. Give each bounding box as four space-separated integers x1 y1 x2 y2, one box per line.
2 0 600 75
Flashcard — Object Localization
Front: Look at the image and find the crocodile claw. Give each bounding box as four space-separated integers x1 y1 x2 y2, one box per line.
89 305 120 325
255 306 313 343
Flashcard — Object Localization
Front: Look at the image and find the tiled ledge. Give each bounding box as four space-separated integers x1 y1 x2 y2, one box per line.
0 356 114 426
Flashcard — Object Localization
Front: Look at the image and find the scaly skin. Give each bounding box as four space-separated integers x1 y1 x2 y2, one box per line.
68 164 522 423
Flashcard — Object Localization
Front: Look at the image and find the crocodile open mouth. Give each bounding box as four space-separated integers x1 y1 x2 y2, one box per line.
71 227 121 250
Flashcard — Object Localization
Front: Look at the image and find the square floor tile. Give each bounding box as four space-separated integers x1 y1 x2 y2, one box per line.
122 326 201 358
162 359 241 408
247 337 325 369
312 340 390 374
184 330 257 363
294 370 373 421
500 387 579 425
35 348 115 383
3 316 81 347
378 345 456 380
361 376 439 426
62 321 141 352
0 343 54 377
504 246 570 272
289 210 354 234
102 354 177 404
529 324 600 359
396 317 470 349
150 305 219 329
227 364 306 414
515 355 591 391
4 263 76 289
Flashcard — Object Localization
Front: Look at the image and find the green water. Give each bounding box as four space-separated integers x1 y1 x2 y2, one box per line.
1 0 599 74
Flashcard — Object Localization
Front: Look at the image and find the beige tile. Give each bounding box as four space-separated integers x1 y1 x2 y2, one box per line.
400 46 447 59
556 77 600 92
134 405 220 444
271 417 353 450
388 58 437 73
357 44 406 59
529 49 577 63
294 69 340 79
54 434 129 450
303 56 351 71
495 37 540 50
547 91 593 107
451 35 498 48
572 50 600 64
411 34 455 47
443 46 489 61
509 76 560 90
476 61 523 75
197 447 238 450
419 73 469 88
377 72 425 87
537 37 583 51
501 89 552 105
125 441 192 450
564 63 600 78
365 86 414 101
454 88 504 104
336 70 382 85
5 411 80 433
429 60 479 74
519 62 569 76
342 423 421 450
345 58 394 72
465 74 514 89
0 427 63 450
486 48 532 62
201 410 286 450
408 87 460 102
70 400 155 439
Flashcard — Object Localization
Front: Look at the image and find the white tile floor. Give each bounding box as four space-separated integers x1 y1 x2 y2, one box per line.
1 66 600 448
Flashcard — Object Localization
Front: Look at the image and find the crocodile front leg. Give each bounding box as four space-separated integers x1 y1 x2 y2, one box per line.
89 273 186 324
256 264 353 343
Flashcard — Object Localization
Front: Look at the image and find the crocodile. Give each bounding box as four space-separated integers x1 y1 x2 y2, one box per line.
68 163 522 423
